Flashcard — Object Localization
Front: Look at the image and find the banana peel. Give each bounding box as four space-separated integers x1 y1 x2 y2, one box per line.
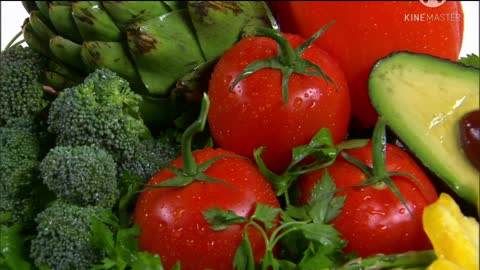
423 193 479 270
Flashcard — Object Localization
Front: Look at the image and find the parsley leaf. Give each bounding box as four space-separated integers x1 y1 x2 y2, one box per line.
90 211 165 270
251 204 281 231
202 207 248 231
459 53 480 68
0 223 33 270
233 233 255 270
308 171 345 224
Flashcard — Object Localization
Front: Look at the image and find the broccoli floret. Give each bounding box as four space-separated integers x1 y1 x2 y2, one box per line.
0 45 49 123
0 118 53 229
40 145 119 208
119 135 180 182
47 68 151 160
30 200 107 270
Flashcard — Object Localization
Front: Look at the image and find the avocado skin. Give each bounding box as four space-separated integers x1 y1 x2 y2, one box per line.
368 51 479 207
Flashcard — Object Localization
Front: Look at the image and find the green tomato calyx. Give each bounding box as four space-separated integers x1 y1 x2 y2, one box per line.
229 21 337 105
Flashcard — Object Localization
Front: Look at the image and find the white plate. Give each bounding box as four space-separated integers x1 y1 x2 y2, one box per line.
1 1 479 56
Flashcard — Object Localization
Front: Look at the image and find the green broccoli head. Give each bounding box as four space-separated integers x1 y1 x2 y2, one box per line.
0 45 49 123
30 200 107 270
119 135 180 183
47 68 152 160
0 118 53 228
40 145 119 208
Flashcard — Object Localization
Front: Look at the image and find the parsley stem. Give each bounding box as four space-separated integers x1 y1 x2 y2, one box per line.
181 93 210 175
270 221 307 249
247 220 270 252
336 250 436 269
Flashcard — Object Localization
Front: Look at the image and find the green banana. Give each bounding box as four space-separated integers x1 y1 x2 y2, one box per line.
80 41 145 91
127 9 205 96
71 1 121 41
48 3 82 43
101 1 170 31
49 36 86 71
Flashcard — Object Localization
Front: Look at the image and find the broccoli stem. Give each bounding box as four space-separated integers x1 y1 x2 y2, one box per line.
180 93 210 175
337 250 436 270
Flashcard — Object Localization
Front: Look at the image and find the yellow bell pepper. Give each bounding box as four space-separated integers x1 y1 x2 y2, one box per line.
423 193 479 270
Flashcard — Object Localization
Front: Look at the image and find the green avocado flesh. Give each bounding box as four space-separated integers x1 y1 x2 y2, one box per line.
369 52 479 206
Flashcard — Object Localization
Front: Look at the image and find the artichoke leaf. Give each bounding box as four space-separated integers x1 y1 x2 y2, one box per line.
44 71 80 90
35 1 50 20
80 41 145 91
23 20 52 58
50 1 71 5
48 3 83 43
139 94 178 130
187 1 274 61
29 10 56 42
22 1 38 14
173 59 218 104
163 1 187 11
127 9 206 96
71 1 121 41
49 36 87 71
101 1 171 31
47 60 85 84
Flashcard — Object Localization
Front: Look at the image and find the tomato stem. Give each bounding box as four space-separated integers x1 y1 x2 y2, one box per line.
255 28 296 66
230 23 336 105
181 93 210 175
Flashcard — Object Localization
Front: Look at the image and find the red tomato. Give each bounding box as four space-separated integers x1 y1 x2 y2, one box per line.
297 141 438 257
208 33 350 174
271 1 464 128
133 148 280 270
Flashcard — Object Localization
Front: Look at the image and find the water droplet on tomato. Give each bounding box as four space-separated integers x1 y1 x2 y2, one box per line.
294 97 303 108
172 227 183 238
174 209 185 219
399 208 406 214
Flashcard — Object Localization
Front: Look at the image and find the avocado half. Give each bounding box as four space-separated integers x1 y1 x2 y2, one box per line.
368 51 479 206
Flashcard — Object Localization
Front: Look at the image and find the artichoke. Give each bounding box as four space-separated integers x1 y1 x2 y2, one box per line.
21 1 276 129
